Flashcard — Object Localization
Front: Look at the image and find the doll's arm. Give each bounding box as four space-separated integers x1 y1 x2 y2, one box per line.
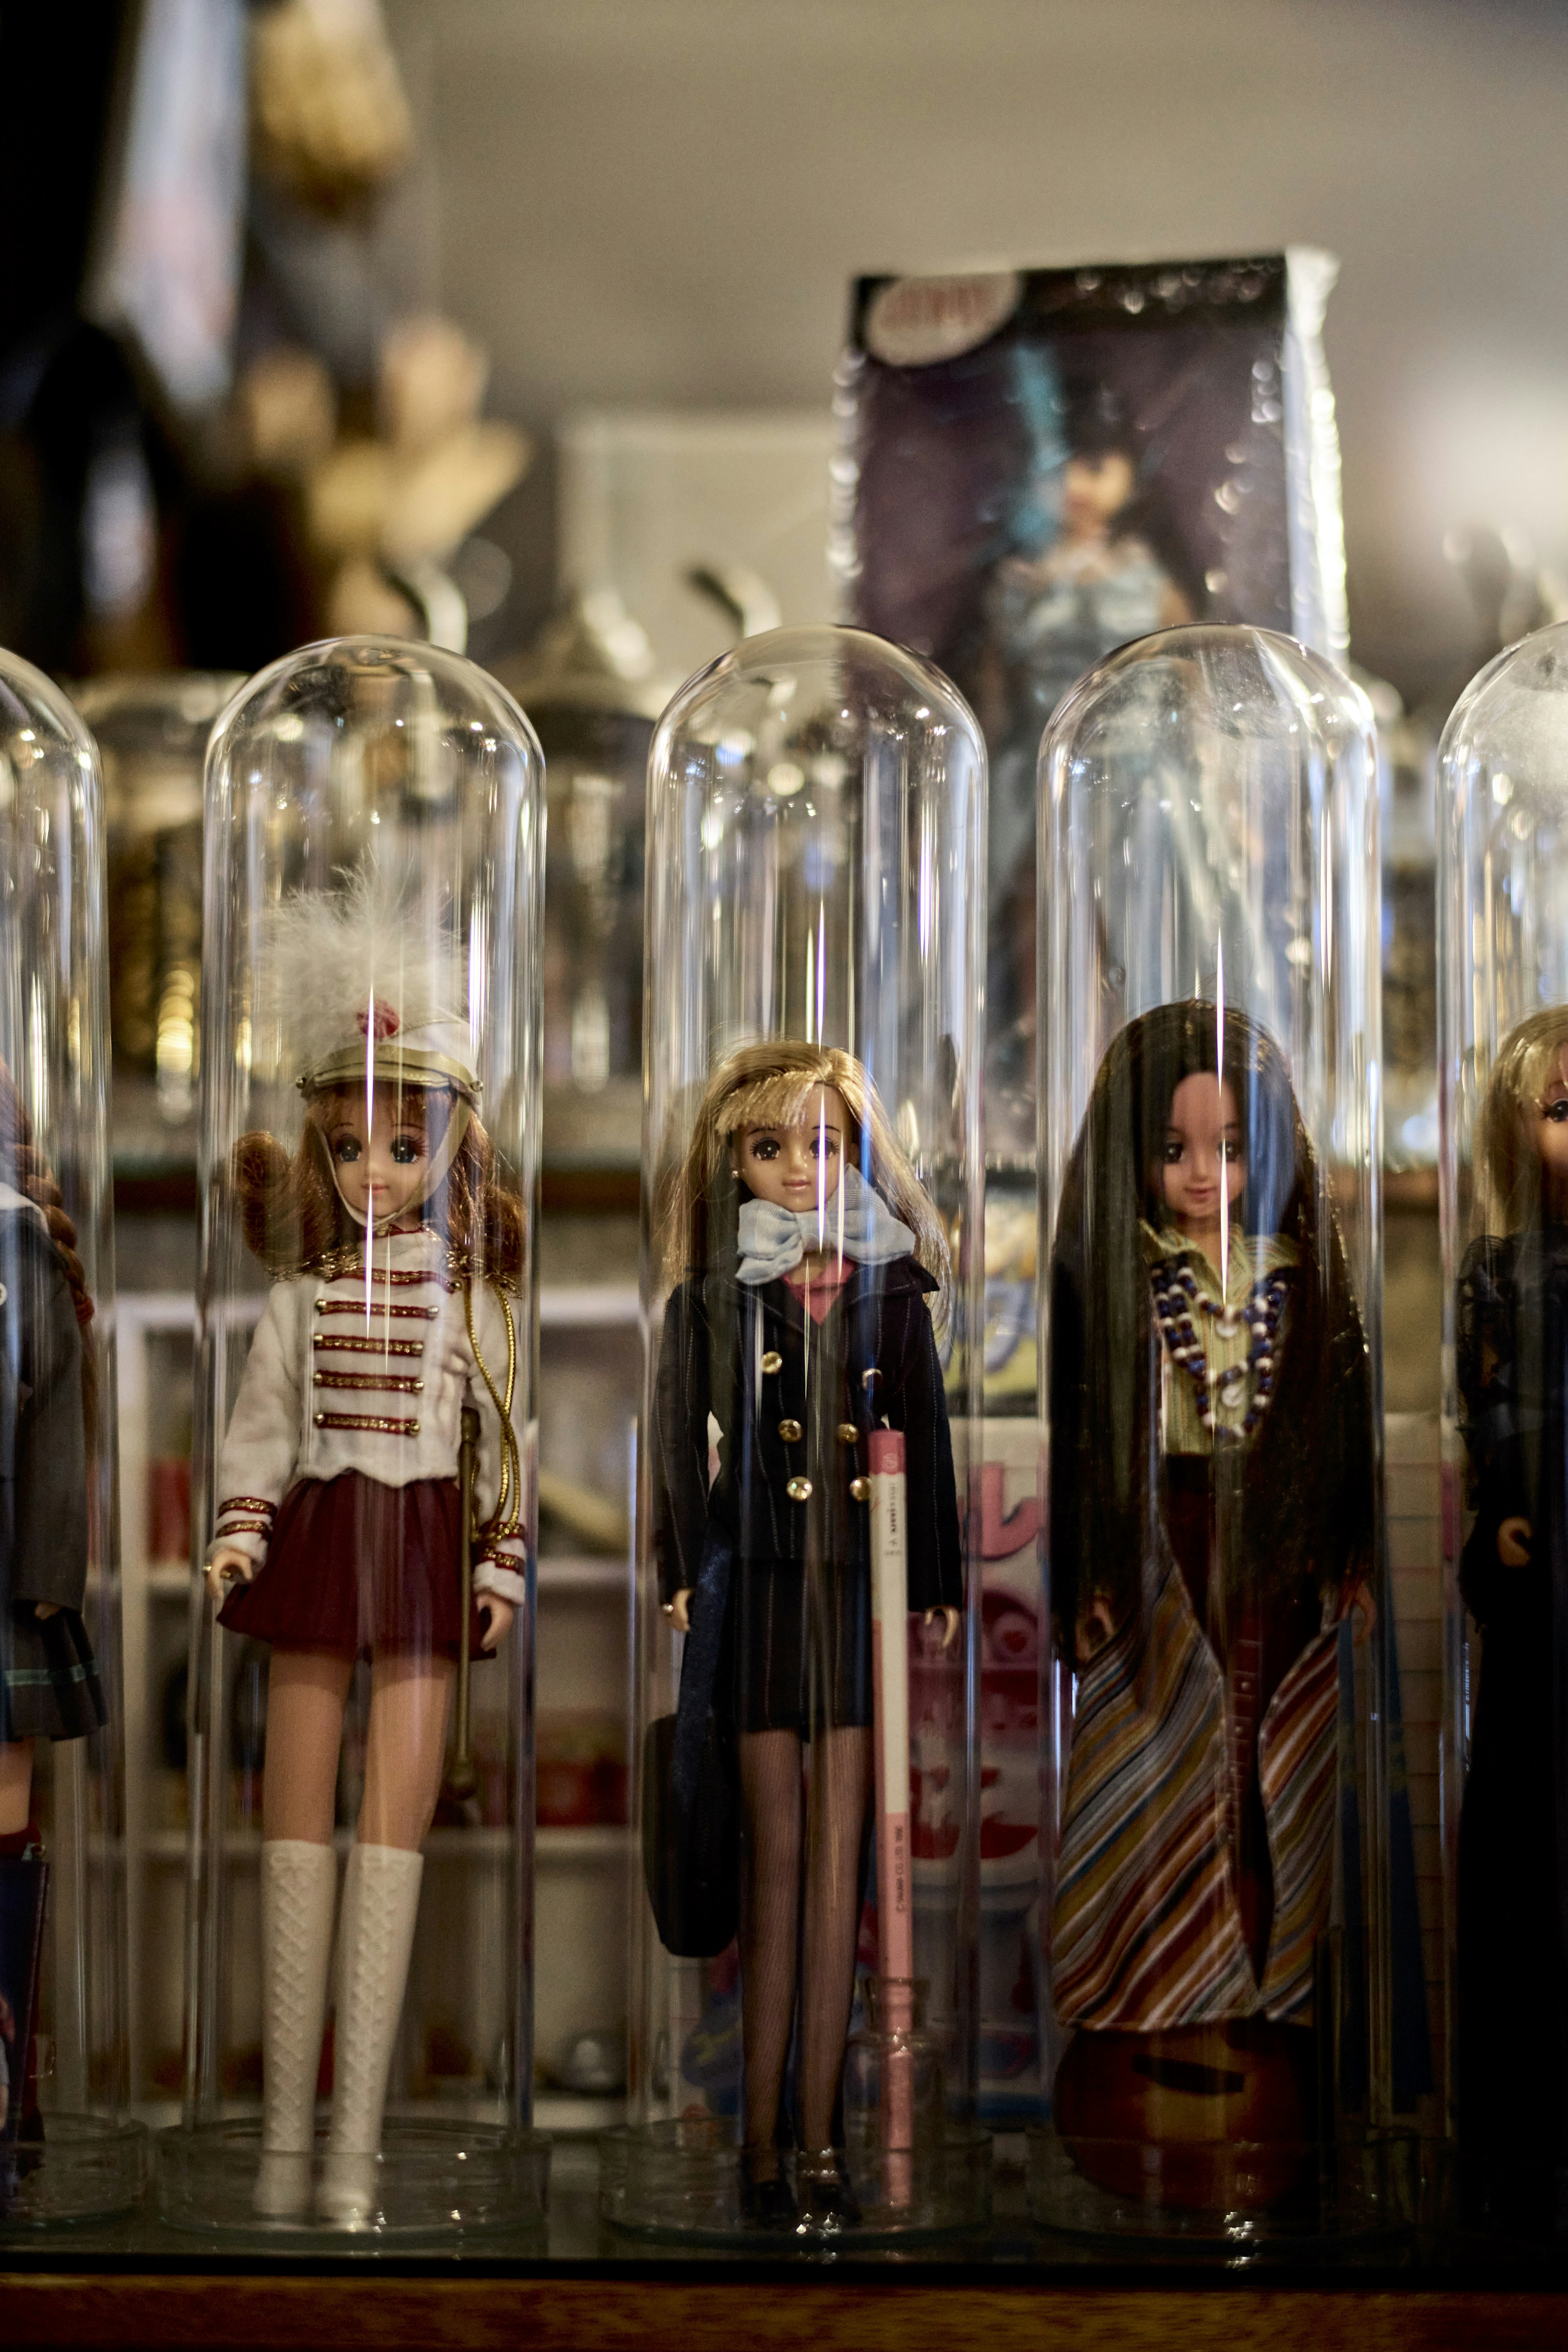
209 1284 304 1569
467 1282 528 1606
13 1253 88 1611
1047 1253 1091 1657
901 1295 964 1614
652 1281 711 1605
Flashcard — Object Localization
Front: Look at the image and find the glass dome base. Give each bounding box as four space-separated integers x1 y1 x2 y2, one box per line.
156 2118 550 2240
1026 2123 1417 2250
599 2118 991 2245
0 2114 149 2229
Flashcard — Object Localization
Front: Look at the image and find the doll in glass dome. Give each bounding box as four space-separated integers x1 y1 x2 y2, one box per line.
205 876 527 2226
0 1066 105 2189
1047 1001 1374 2206
653 1041 962 2229
1454 1004 1568 2233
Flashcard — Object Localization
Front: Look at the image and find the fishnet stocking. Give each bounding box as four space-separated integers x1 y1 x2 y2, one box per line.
738 1724 873 2159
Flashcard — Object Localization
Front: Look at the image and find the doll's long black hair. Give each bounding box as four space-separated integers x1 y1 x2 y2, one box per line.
1048 1000 1374 1650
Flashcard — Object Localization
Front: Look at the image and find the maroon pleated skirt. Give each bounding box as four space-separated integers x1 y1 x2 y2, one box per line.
218 1472 489 1662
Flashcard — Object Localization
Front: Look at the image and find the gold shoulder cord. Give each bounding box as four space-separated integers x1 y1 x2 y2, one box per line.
464 1278 523 1542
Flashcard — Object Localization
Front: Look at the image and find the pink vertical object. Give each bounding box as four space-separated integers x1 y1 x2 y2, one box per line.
868 1427 915 2202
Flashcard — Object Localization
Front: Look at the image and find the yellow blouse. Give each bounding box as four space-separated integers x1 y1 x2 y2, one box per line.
1140 1220 1299 1455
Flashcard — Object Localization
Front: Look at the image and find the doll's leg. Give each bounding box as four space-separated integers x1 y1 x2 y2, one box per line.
321 1654 454 2225
798 1725 872 2155
0 1741 33 1838
255 1652 353 2215
737 1728 803 2168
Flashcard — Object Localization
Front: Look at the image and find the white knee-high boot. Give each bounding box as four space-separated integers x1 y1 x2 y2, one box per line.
256 1839 338 2218
318 1841 423 2227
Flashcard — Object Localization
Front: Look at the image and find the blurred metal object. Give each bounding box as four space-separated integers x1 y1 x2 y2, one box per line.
1443 522 1568 669
496 592 675 1170
70 673 240 1152
684 563 782 644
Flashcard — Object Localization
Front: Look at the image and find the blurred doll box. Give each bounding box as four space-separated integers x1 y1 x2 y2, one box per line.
838 252 1345 1166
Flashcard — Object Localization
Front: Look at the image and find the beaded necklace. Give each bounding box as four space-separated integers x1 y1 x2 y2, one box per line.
1150 1254 1288 1436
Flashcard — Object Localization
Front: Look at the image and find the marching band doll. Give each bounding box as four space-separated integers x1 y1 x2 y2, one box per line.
205 878 528 2226
1455 1005 1568 2233
0 1066 104 2185
1047 1001 1374 2205
653 1042 962 2229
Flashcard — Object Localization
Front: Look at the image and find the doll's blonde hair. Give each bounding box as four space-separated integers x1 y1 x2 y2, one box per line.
1475 1004 1568 1235
659 1040 951 1321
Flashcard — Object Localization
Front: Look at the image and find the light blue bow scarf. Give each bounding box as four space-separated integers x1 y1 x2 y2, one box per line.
735 1162 915 1287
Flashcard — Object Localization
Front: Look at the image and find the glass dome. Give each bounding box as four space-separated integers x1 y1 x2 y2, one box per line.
160 638 546 2239
1436 620 1568 2236
601 624 991 2240
70 672 240 1148
497 590 672 1173
0 651 144 2225
1033 624 1411 2241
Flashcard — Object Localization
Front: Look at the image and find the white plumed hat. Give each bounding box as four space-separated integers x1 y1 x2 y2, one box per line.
257 865 479 1104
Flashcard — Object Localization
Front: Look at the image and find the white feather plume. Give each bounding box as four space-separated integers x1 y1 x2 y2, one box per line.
253 865 464 1083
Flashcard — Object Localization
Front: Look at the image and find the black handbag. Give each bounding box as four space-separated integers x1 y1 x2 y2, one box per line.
641 1709 739 1959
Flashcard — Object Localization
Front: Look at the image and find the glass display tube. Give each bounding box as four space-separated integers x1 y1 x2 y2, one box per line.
70 672 241 1148
0 650 145 2226
1436 620 1568 2239
159 637 546 2239
497 591 670 1173
1032 623 1412 2243
601 624 991 2241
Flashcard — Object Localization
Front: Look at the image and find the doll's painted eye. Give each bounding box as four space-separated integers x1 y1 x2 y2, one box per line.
390 1134 423 1165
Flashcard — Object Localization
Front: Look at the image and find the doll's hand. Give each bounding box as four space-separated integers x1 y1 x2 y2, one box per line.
1343 1577 1376 1645
1498 1516 1533 1567
666 1588 693 1634
206 1544 255 1593
1074 1594 1116 1667
33 1602 58 1620
477 1594 514 1653
922 1606 960 1654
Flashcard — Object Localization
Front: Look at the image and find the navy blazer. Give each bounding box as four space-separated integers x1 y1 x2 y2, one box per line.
653 1252 962 1614
0 1206 87 1614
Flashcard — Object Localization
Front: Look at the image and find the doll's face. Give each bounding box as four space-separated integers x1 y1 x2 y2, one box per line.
1159 1072 1245 1237
321 1090 433 1228
1062 450 1135 535
732 1084 848 1214
1534 1047 1568 1198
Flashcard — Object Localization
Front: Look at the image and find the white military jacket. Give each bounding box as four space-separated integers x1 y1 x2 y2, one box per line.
212 1224 528 1604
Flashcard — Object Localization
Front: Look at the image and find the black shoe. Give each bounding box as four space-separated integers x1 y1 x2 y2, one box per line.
739 2151 797 2229
794 2148 860 2234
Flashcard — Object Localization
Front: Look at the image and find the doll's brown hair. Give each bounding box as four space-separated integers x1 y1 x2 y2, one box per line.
1474 1005 1568 1235
233 1082 525 1285
659 1040 951 1322
1048 1000 1374 1642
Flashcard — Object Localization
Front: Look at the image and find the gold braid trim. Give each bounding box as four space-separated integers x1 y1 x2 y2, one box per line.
464 1277 522 1543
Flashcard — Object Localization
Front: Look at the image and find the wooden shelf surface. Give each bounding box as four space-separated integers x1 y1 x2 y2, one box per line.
5 2274 1566 2352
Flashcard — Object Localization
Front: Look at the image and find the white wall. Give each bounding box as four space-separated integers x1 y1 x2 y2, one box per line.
386 0 1568 705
